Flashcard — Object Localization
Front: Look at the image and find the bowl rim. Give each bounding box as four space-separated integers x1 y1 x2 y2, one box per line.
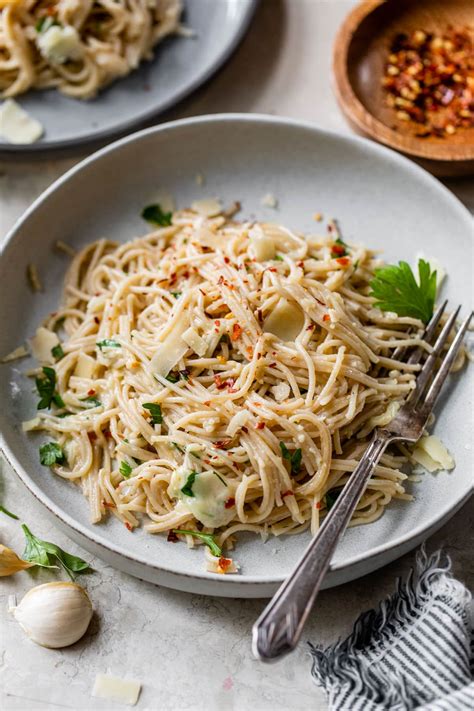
332 0 474 163
1 112 472 587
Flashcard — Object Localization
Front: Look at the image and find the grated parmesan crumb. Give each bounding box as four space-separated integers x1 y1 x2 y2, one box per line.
261 193 278 208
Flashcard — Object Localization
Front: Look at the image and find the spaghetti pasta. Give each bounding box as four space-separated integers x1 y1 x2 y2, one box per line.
0 0 182 99
25 205 431 565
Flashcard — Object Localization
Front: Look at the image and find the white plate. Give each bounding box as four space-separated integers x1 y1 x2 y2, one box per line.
0 0 257 153
0 115 472 597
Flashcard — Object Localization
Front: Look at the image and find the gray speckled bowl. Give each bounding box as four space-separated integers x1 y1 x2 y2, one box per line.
0 0 257 153
0 115 472 597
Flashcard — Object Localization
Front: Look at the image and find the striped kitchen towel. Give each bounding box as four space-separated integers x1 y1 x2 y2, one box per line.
309 549 473 710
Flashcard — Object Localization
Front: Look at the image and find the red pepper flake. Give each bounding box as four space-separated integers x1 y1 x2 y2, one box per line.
282 490 294 498
224 256 230 264
336 257 350 267
297 261 305 268
215 320 221 326
232 323 243 341
307 323 315 330
316 501 322 509
323 314 330 322
268 267 277 273
88 432 97 442
87 389 96 396
104 429 112 438
94 317 100 324
269 362 277 368
167 530 179 542
255 421 265 430
182 271 189 279
246 346 254 358
225 497 235 509
218 557 232 573
218 276 225 286
203 400 211 406
331 243 346 256
257 309 263 323
241 426 248 434
214 439 232 449
125 522 133 531
102 500 115 509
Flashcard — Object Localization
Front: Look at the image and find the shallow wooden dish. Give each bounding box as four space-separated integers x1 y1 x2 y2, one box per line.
333 0 474 177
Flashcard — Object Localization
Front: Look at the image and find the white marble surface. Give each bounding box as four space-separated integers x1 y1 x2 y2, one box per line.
0 2 473 710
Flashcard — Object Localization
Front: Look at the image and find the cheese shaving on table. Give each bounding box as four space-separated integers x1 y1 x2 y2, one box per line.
0 99 43 144
412 435 455 473
92 674 141 706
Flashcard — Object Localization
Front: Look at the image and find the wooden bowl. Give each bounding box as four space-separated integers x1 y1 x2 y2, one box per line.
333 0 474 177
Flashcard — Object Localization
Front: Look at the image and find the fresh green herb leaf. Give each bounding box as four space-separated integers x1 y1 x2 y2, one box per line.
141 204 173 227
179 369 190 381
180 471 198 497
0 504 19 520
274 255 284 261
39 442 65 467
36 367 63 410
80 396 102 408
165 372 179 383
57 411 73 418
53 316 65 331
325 489 342 511
51 344 65 361
119 461 133 478
36 16 59 33
279 442 302 474
170 291 182 299
143 402 163 424
96 339 120 350
21 524 90 580
172 442 185 454
172 529 222 557
369 259 436 324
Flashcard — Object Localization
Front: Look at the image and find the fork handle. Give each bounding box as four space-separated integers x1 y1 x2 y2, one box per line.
252 431 390 662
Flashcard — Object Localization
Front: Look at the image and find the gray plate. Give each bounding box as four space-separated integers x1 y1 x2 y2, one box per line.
0 0 257 153
0 115 472 597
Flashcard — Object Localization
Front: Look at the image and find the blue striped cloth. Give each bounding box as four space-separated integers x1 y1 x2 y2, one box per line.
309 550 473 710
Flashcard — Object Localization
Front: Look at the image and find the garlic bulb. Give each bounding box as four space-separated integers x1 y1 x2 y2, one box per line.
12 582 93 648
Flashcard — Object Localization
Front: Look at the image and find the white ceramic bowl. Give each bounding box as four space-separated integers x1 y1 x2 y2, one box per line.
0 115 472 597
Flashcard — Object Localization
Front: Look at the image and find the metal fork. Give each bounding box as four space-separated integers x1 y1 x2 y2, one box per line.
252 302 473 662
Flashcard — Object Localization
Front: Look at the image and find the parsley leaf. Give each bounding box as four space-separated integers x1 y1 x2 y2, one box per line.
172 442 185 454
21 524 90 580
331 237 349 258
119 461 133 478
39 442 66 467
36 16 59 33
280 442 302 474
274 255 284 261
143 402 162 424
165 372 180 383
172 529 222 557
35 367 64 410
0 504 18 520
369 259 436 324
170 291 182 299
80 396 102 408
141 204 173 227
51 344 64 361
325 489 342 511
181 471 198 497
96 339 120 350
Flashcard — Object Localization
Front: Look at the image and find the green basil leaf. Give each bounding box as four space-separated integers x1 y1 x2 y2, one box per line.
180 471 198 497
39 442 66 467
96 339 120 350
119 461 133 478
51 344 64 361
172 529 222 557
142 402 163 425
141 204 173 227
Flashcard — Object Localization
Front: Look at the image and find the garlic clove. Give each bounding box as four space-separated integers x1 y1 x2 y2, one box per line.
0 545 34 576
13 582 93 649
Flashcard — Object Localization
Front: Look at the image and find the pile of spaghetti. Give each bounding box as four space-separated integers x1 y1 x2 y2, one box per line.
0 0 182 99
25 204 430 570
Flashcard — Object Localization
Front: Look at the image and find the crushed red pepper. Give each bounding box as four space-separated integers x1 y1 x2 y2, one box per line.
232 323 243 341
382 27 474 137
225 497 235 509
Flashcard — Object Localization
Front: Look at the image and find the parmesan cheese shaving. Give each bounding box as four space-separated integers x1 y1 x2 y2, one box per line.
249 225 275 261
22 417 42 432
191 198 222 217
92 674 141 706
30 327 59 365
182 326 208 357
150 320 189 377
226 409 249 436
74 353 96 379
1 345 29 363
0 99 43 144
412 435 455 473
264 298 305 342
271 382 290 403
